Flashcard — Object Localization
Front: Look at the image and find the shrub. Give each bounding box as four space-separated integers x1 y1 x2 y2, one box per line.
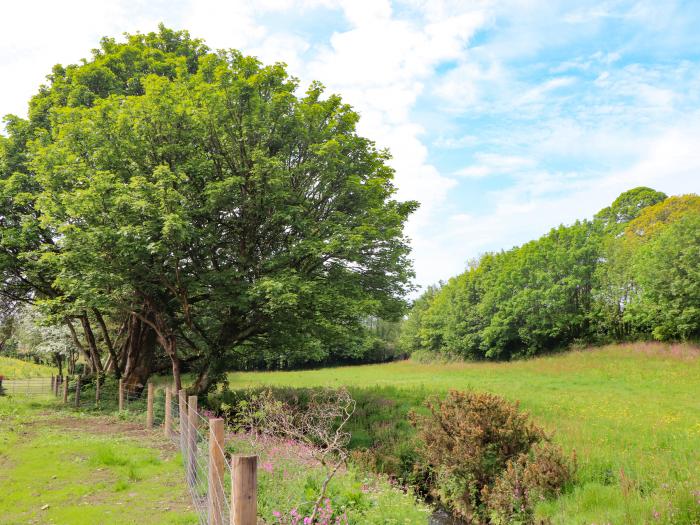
483 442 574 525
411 390 569 523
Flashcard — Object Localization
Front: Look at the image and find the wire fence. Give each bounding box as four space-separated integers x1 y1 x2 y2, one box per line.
1 373 256 524
168 391 233 525
0 376 54 396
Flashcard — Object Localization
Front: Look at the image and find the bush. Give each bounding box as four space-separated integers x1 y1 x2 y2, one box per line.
483 442 574 525
411 390 571 524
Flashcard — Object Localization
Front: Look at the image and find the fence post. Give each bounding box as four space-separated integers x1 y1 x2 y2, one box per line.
62 377 69 404
95 374 101 405
118 379 124 411
74 376 81 407
146 383 154 429
164 386 173 437
187 395 198 486
54 375 61 397
208 418 225 525
179 389 188 459
51 375 55 393
231 454 257 525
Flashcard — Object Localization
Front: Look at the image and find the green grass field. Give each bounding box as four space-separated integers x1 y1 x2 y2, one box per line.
0 394 196 525
229 343 700 524
0 356 54 378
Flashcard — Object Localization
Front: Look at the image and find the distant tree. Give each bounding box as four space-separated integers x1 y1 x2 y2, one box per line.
594 186 667 231
401 188 696 360
12 307 77 375
625 213 700 340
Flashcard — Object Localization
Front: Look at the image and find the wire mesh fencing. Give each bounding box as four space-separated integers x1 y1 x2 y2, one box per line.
3 372 258 524
0 376 54 396
166 390 234 525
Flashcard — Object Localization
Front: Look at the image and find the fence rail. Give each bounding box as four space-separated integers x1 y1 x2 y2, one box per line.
1 374 259 524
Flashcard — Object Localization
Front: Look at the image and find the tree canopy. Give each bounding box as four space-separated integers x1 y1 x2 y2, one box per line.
401 189 700 360
0 26 417 391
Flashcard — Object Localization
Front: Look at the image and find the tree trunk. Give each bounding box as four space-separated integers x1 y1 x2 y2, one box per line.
65 319 94 375
120 313 157 390
93 308 121 379
79 314 104 376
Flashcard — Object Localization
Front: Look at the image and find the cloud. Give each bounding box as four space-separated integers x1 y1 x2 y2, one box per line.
2 0 700 295
454 154 536 178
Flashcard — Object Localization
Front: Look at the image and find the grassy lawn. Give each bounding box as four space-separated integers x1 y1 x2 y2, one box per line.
229 343 700 524
0 394 196 525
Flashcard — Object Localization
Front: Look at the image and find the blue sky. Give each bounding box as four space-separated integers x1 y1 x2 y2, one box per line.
2 1 700 292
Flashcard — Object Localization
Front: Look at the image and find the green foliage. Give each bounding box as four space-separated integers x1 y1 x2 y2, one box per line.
1 25 416 389
625 213 700 340
401 188 700 360
594 186 667 231
410 390 562 523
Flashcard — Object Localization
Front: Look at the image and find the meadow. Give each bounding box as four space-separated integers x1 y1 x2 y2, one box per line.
227 342 700 524
0 356 54 378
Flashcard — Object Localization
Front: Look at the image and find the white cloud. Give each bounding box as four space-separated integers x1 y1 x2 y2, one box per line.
454 153 536 178
2 0 700 295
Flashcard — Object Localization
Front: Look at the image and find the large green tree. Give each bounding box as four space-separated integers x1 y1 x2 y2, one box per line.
2 26 417 392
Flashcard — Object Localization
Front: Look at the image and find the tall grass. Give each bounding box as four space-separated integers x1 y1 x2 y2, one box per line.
0 356 54 378
228 342 700 524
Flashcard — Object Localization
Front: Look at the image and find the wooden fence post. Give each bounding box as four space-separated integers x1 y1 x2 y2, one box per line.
62 377 69 404
55 375 61 397
164 386 173 437
118 379 124 411
208 418 225 525
146 383 154 429
231 454 257 525
74 376 81 407
187 395 198 486
95 374 101 405
179 389 188 458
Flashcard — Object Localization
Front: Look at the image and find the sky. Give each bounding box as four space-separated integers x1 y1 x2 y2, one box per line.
2 0 700 293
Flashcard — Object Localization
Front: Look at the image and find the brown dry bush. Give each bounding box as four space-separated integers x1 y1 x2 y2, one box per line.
483 442 574 525
411 390 572 524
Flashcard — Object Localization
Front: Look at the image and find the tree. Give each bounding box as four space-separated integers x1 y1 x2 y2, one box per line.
6 27 417 392
1 26 210 386
11 306 78 375
400 189 695 360
594 186 667 231
625 213 700 340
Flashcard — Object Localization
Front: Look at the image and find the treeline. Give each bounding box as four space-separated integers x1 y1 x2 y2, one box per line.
0 26 415 391
401 187 700 360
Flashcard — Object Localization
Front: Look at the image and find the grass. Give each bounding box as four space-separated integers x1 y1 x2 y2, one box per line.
0 395 196 524
0 356 54 378
227 342 700 524
226 433 430 524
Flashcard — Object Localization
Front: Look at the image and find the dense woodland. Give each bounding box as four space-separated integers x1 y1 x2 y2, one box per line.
0 26 416 392
401 187 700 360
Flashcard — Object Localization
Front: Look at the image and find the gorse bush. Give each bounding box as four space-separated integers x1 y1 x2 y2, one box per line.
411 390 573 524
483 442 574 525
